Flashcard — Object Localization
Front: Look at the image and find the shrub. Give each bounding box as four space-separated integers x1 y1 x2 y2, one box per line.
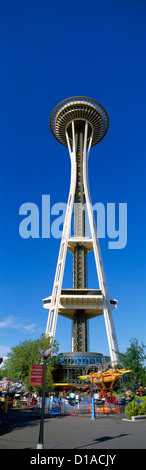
138 401 146 415
125 400 146 419
135 395 146 403
125 401 140 419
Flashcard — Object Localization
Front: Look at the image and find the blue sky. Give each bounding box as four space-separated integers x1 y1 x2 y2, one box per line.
0 0 146 363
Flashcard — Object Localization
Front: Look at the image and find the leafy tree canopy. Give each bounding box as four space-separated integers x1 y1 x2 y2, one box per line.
118 337 146 388
1 334 60 393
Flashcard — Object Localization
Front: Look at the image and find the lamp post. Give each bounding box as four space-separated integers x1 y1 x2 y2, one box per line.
37 346 53 450
37 357 47 449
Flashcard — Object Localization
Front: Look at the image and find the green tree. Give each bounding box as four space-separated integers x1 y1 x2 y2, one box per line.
2 334 60 393
0 369 4 380
118 337 146 388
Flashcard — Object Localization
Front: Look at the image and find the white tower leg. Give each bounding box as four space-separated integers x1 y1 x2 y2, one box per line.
45 122 77 340
83 121 119 363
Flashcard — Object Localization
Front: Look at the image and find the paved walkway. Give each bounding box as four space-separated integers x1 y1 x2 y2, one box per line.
0 409 146 449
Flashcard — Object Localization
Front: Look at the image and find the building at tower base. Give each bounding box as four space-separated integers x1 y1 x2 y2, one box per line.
58 352 110 384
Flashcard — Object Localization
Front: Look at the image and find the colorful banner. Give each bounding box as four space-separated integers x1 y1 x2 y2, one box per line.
30 364 44 386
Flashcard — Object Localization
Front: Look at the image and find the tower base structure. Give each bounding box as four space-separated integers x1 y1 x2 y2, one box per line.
44 97 119 365
58 352 110 384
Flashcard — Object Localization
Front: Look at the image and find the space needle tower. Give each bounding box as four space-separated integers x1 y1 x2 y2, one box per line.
43 97 119 365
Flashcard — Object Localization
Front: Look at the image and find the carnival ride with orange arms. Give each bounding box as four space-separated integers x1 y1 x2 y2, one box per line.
78 363 132 405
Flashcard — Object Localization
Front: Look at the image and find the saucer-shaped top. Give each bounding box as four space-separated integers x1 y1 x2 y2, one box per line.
50 96 109 147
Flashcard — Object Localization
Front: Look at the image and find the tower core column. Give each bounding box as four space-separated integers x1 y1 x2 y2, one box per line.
72 124 88 352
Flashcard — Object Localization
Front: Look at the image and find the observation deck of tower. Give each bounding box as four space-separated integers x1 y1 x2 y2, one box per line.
43 97 119 364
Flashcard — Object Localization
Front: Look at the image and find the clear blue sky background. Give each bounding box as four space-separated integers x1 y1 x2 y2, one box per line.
0 0 146 362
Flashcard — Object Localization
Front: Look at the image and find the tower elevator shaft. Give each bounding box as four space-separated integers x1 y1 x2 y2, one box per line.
72 123 88 353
